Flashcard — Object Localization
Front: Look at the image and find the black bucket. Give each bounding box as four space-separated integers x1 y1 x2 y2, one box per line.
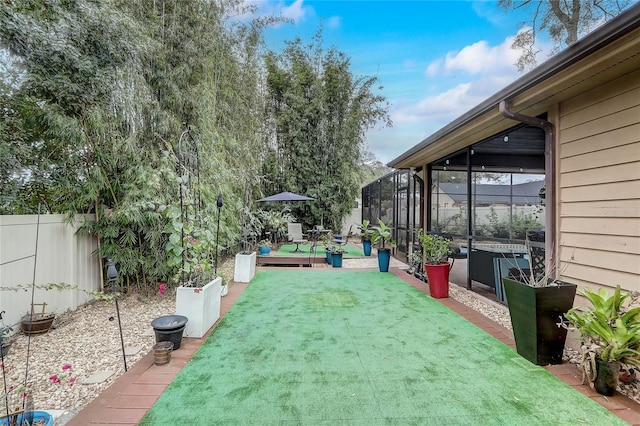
151 315 188 350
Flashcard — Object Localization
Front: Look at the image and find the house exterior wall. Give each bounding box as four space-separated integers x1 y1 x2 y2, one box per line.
557 68 640 294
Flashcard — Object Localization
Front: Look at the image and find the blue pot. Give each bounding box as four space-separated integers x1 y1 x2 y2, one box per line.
326 249 332 264
332 252 343 268
377 248 391 272
258 246 271 255
363 240 372 256
1 411 54 426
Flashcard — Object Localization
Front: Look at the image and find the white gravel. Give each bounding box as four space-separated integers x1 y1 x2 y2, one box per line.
1 293 176 421
1 261 637 424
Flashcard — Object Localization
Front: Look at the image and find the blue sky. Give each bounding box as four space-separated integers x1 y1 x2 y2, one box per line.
253 0 546 164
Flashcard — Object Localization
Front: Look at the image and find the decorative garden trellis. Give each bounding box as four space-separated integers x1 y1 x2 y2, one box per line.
176 125 202 285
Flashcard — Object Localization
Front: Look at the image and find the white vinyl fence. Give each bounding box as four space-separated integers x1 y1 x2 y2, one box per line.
0 214 100 331
433 205 546 227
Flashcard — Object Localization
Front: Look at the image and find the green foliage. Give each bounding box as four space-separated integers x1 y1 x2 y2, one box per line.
0 1 388 293
239 207 265 253
356 219 374 241
474 208 543 240
371 219 395 250
263 28 391 231
257 239 272 248
566 286 640 366
0 282 120 304
417 229 451 265
498 0 633 71
0 0 270 291
163 204 215 286
256 209 296 242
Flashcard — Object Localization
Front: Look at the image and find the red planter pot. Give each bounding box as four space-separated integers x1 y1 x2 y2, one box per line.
425 262 450 298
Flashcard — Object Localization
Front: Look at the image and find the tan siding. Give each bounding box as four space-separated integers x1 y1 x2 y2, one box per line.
561 162 640 187
561 199 640 218
560 232 639 255
559 246 639 275
560 67 640 109
561 107 640 146
560 124 640 159
561 142 640 173
560 217 639 237
558 68 640 295
559 262 639 292
561 180 640 202
561 89 640 132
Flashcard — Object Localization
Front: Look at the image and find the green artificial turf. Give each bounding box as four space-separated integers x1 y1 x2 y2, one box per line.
276 242 365 258
140 270 625 425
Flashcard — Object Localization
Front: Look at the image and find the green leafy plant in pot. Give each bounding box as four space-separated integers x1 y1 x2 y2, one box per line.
371 219 395 272
501 240 577 366
417 230 451 299
356 219 374 256
330 245 346 268
0 312 14 358
257 239 272 256
565 285 640 396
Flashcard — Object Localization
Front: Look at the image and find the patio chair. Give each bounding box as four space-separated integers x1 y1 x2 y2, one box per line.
287 223 309 252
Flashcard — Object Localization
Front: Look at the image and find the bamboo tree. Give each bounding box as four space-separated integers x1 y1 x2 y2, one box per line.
263 30 391 230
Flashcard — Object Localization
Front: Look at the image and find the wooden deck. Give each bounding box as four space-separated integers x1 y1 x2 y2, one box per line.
257 254 326 267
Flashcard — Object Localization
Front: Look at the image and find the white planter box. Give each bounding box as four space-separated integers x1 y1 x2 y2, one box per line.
175 277 222 338
234 252 256 283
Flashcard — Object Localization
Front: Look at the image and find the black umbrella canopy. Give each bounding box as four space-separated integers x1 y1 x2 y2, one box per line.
257 191 315 202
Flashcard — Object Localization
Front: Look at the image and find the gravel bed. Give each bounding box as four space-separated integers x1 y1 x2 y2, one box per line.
2 261 637 423
1 293 176 421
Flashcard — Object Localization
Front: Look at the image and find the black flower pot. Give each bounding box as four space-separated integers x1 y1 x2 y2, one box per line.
503 278 577 365
594 358 620 396
151 315 188 350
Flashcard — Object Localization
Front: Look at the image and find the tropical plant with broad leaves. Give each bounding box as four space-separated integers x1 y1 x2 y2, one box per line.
371 219 395 249
565 285 640 366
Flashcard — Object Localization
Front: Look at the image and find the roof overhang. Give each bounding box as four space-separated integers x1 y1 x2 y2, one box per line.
388 3 640 169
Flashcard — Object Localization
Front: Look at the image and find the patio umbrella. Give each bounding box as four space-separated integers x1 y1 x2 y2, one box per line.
257 191 315 202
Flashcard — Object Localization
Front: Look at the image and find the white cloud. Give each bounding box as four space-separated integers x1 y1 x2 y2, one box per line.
472 1 511 26
393 83 482 125
425 59 441 77
392 34 527 127
280 0 307 23
244 0 310 26
326 16 341 29
427 36 521 77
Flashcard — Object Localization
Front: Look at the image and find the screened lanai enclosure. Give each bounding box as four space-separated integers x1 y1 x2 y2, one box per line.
362 123 547 301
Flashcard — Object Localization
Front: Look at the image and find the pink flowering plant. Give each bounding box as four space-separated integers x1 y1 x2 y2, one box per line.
1 362 32 418
157 282 167 296
49 363 76 387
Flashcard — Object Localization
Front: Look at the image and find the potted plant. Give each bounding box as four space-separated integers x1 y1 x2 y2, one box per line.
320 233 333 264
417 230 451 299
330 246 346 268
151 315 189 350
257 240 272 256
565 285 640 396
20 303 55 336
371 219 395 272
501 239 577 366
164 206 222 339
0 312 15 358
234 208 260 283
356 219 374 256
